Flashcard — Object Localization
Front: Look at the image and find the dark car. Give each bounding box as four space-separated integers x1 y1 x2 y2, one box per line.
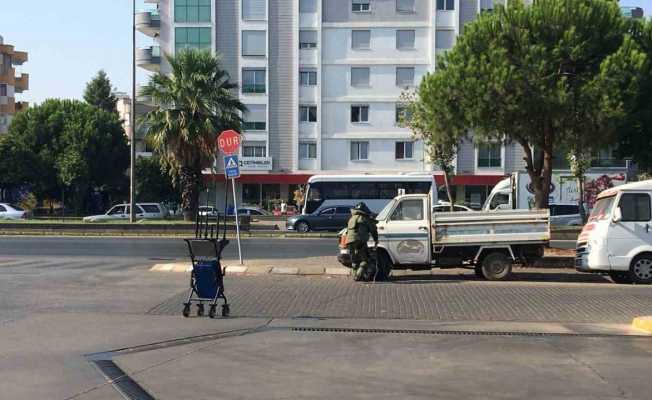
286 205 353 233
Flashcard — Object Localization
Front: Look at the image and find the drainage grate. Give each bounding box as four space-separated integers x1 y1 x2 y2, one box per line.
290 326 635 338
93 359 155 400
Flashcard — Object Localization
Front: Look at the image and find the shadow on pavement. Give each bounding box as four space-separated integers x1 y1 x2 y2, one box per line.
388 270 614 285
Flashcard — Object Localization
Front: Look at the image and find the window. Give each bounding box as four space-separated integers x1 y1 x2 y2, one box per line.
242 69 266 93
299 69 317 86
175 27 212 52
299 106 317 122
436 30 455 49
351 105 369 123
175 0 211 22
299 142 317 159
243 142 267 157
436 0 455 10
396 0 415 12
299 30 318 49
336 207 352 214
352 30 371 49
319 207 336 216
108 206 126 215
350 141 369 160
300 0 318 12
141 204 162 213
619 193 651 222
395 141 414 160
396 67 415 87
0 84 6 96
242 31 266 56
396 30 415 50
351 67 370 87
0 205 6 212
395 104 411 123
352 0 371 12
243 104 266 130
477 143 502 168
242 0 266 20
550 204 580 216
391 199 424 221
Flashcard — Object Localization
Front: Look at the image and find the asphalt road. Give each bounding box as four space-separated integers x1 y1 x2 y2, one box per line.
0 236 335 260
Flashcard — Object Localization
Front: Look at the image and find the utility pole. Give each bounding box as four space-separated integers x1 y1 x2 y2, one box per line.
129 0 137 222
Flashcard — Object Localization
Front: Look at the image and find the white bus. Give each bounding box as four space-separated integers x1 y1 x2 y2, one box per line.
303 174 438 214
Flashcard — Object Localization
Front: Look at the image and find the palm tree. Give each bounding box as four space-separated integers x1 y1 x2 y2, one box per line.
141 49 246 220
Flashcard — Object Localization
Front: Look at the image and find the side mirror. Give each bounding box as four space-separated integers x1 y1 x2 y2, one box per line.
613 207 622 223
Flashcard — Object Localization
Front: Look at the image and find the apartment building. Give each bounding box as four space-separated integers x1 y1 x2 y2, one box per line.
114 92 154 156
137 0 628 209
0 35 28 135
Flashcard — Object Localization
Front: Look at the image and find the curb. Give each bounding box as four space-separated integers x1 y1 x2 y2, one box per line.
149 263 351 276
632 316 652 334
0 231 339 239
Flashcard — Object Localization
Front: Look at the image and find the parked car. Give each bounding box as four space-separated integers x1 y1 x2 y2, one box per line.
0 203 26 220
234 206 271 217
82 203 168 222
198 206 220 219
433 203 474 212
287 205 353 233
549 203 583 226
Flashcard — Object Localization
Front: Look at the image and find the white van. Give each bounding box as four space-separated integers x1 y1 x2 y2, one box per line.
576 180 652 284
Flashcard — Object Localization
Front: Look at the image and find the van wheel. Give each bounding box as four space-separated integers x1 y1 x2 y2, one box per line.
481 252 512 281
609 272 632 284
629 255 652 284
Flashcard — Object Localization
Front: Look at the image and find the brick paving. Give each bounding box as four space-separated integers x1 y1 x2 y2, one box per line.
148 270 652 323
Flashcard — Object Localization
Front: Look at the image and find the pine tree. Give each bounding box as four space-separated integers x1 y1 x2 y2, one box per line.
83 70 118 114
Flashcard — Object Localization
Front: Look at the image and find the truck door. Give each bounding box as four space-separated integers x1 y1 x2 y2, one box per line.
385 197 431 265
608 192 652 270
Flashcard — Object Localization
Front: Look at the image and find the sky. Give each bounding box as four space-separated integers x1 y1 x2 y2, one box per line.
1 0 651 105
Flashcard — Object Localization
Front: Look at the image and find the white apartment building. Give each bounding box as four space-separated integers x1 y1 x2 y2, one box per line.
137 0 628 209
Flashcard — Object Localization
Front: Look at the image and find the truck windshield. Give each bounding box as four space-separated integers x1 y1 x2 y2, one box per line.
488 192 510 210
589 196 615 221
376 199 396 221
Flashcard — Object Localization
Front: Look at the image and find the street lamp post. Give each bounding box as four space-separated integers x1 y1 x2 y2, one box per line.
130 0 137 222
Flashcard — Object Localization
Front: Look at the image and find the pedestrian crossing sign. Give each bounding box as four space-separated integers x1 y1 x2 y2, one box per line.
224 155 240 179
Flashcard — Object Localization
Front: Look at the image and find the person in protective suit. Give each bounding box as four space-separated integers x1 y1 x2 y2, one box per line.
346 202 379 281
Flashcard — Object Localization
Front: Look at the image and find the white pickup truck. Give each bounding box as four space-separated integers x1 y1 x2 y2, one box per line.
339 193 550 280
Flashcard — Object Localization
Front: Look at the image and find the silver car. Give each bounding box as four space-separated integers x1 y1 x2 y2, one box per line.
0 203 26 220
83 203 168 222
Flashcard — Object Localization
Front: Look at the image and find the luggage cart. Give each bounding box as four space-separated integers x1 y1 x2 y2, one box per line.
182 237 230 318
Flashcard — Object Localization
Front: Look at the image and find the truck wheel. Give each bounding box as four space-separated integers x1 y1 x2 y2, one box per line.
375 250 393 281
474 265 485 279
481 252 512 281
609 272 632 284
629 255 652 284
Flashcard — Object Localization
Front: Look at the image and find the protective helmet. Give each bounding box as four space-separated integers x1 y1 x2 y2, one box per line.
353 202 372 215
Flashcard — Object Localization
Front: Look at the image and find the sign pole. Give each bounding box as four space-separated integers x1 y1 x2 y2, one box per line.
231 178 243 265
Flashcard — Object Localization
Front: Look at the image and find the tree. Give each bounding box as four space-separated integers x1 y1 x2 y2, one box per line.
567 148 591 223
415 0 645 208
0 99 129 213
135 155 180 204
400 91 459 210
84 70 118 114
141 49 246 220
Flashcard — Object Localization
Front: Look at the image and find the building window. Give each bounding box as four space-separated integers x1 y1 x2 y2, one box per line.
395 104 411 124
242 31 266 56
396 67 415 87
175 0 211 23
243 142 267 157
436 0 455 10
351 141 369 161
351 30 371 49
352 0 371 12
436 30 455 49
242 68 266 93
396 0 415 13
175 27 212 52
299 30 318 49
0 84 6 97
395 141 414 159
351 105 369 123
351 67 370 87
396 30 415 50
477 143 502 168
242 0 266 20
299 106 317 122
299 142 317 159
243 104 266 130
299 69 317 86
300 0 318 13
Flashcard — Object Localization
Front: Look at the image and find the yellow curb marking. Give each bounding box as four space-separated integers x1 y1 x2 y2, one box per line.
632 316 652 334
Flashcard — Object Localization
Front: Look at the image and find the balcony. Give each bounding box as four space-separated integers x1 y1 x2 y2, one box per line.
14 73 29 93
136 85 153 105
136 10 161 38
242 84 266 94
136 46 161 72
15 101 28 112
12 51 27 65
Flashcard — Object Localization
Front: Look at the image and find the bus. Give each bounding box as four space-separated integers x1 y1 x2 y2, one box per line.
303 174 438 214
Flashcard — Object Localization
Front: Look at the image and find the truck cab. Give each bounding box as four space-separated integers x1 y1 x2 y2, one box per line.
576 180 652 284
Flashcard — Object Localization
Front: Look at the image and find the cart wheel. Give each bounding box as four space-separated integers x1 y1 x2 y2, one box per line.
197 304 204 317
221 304 230 317
182 304 190 318
209 305 217 319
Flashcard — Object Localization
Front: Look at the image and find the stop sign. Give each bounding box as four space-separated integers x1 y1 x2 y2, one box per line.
217 130 241 154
